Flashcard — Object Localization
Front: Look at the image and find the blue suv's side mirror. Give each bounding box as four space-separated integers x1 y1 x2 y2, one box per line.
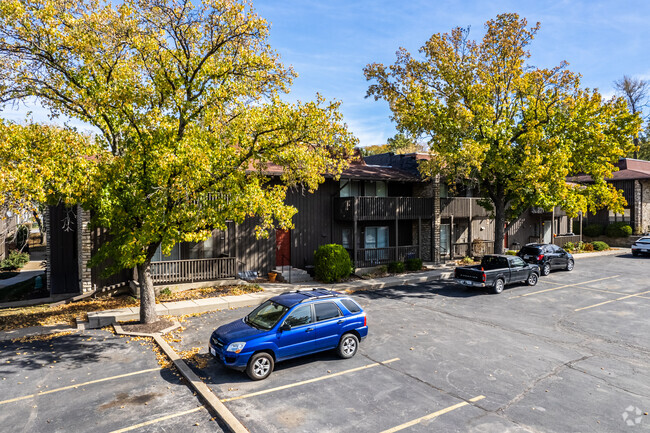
280 323 291 331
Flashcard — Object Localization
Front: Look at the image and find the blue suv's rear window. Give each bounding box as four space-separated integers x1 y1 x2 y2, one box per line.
340 299 361 313
314 302 341 321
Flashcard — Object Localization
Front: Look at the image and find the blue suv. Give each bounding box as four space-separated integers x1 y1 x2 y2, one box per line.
209 289 368 380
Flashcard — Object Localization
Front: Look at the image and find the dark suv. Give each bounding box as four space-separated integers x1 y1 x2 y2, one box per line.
209 289 368 380
517 243 574 276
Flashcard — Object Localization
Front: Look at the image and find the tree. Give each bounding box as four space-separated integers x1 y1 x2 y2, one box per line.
386 133 424 154
0 0 356 323
614 75 649 159
364 13 640 253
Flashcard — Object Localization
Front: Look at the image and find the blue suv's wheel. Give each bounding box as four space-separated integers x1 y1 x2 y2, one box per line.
337 334 359 359
246 352 274 380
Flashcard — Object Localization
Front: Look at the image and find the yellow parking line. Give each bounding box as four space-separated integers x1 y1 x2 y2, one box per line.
510 275 620 299
0 367 163 406
221 358 399 402
109 406 205 433
574 290 650 312
379 395 486 433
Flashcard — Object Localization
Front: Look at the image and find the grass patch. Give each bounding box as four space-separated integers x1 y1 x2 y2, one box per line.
0 283 263 332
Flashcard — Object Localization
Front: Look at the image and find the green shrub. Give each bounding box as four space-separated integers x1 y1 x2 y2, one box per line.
0 251 30 271
592 241 609 251
404 258 423 271
505 250 517 256
460 256 474 264
583 224 604 237
583 242 594 252
159 287 172 296
314 244 353 283
605 221 632 238
387 261 405 273
563 242 576 252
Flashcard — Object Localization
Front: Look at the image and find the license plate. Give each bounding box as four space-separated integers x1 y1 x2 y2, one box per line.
461 280 472 286
210 347 216 356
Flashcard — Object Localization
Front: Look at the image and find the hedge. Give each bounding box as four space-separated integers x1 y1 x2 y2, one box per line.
583 224 604 237
605 221 632 238
314 244 353 283
388 261 405 273
404 258 423 271
592 241 609 251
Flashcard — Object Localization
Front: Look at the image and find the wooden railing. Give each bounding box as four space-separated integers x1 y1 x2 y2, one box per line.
348 245 421 268
334 197 432 221
553 235 582 247
150 257 237 284
448 241 495 258
440 198 490 218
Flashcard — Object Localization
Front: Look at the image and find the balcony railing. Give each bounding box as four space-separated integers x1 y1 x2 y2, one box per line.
347 245 421 268
150 257 237 284
334 197 432 221
440 198 490 218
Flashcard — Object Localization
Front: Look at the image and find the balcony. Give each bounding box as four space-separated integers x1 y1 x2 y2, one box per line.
440 197 490 218
334 197 433 221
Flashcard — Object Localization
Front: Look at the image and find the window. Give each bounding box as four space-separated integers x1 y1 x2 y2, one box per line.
365 227 389 249
246 301 289 330
609 209 631 223
314 302 341 321
340 299 361 314
439 183 449 199
342 228 352 249
364 181 387 197
440 224 450 255
511 257 526 268
283 305 312 327
340 180 360 197
153 243 180 262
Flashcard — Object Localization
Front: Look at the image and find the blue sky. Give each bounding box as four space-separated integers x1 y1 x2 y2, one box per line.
254 0 650 147
4 1 650 148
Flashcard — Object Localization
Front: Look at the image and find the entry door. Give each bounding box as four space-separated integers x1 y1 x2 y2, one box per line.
543 220 552 244
440 224 450 256
49 205 79 294
275 229 291 267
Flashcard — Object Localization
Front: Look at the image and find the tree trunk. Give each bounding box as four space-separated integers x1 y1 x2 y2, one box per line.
493 194 506 255
137 258 157 324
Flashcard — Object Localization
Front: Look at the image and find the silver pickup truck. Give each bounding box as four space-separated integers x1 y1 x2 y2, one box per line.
454 255 540 294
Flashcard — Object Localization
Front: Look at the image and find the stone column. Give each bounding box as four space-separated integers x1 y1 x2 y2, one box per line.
77 205 93 293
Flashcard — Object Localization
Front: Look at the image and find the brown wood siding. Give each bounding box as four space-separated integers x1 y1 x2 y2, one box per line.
90 225 132 289
236 217 275 274
286 182 338 268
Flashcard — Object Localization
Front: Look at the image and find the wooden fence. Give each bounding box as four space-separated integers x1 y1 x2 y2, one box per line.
150 257 237 284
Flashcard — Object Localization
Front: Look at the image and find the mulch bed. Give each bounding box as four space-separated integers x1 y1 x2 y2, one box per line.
119 319 174 334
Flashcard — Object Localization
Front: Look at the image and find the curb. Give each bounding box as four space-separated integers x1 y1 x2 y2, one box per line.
153 335 249 433
112 321 249 433
572 248 630 260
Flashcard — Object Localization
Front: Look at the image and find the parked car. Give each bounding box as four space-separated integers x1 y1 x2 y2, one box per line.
454 254 540 294
631 236 650 256
209 289 368 380
517 243 574 276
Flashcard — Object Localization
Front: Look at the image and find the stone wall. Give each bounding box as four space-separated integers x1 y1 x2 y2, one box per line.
639 179 650 234
77 205 93 293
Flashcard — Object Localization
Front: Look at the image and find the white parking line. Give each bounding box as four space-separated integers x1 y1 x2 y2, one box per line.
509 275 620 299
221 358 399 402
108 406 206 433
379 395 486 433
0 367 163 406
574 290 650 312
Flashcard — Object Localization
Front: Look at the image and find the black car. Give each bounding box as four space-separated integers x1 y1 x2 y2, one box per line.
517 243 574 276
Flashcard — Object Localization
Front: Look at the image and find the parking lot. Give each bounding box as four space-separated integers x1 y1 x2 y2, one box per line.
172 252 650 433
0 252 648 432
0 330 222 432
